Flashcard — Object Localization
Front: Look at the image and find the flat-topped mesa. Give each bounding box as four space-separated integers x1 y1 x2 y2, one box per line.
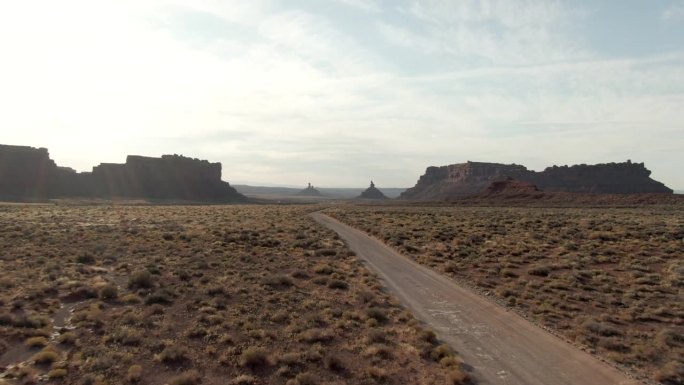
90 154 244 201
0 144 246 202
402 161 531 199
530 161 669 194
357 181 389 200
401 160 672 200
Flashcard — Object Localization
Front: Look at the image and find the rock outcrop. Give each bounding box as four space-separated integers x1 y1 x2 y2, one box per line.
485 177 539 195
0 144 246 202
295 183 323 197
356 181 389 200
401 160 672 200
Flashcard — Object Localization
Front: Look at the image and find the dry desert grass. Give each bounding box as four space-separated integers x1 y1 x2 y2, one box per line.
326 205 683 384
0 205 470 385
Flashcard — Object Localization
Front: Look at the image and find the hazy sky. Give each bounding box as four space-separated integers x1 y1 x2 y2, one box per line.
1 1 683 188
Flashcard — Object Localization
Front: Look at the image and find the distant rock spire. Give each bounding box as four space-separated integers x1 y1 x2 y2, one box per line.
357 180 388 200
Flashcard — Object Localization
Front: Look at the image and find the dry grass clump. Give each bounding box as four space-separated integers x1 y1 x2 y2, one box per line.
126 364 143 383
32 346 60 364
168 370 201 385
240 346 271 368
327 204 684 383
24 336 48 348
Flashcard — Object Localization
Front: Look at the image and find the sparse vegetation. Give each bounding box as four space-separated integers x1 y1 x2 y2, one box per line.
0 205 462 384
327 204 684 383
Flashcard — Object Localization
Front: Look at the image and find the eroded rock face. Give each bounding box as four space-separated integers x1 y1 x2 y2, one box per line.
401 160 672 200
485 177 539 195
0 145 246 202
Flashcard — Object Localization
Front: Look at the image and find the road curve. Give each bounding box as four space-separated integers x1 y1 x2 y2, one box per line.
312 212 641 385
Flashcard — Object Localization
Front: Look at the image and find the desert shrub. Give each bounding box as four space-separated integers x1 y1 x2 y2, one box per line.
654 361 684 384
0 312 14 326
363 344 392 359
291 269 309 279
440 356 462 368
278 352 301 366
240 346 270 368
367 329 386 343
295 372 318 385
598 339 630 353
528 265 551 277
168 370 201 385
206 285 228 296
177 270 191 281
263 274 294 288
447 368 470 384
24 336 48 348
145 289 174 305
158 345 190 365
657 329 684 348
230 375 256 385
327 279 348 290
111 327 142 346
98 284 118 300
271 310 289 323
313 265 333 275
584 321 622 337
315 248 337 257
417 328 437 344
126 364 143 383
121 293 143 304
365 307 388 323
47 368 68 379
128 270 153 289
501 269 518 278
299 328 334 343
57 332 77 345
323 354 345 371
76 253 96 264
430 344 455 360
32 348 60 364
366 366 388 380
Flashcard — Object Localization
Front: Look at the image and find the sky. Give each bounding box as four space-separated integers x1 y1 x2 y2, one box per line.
1 0 683 188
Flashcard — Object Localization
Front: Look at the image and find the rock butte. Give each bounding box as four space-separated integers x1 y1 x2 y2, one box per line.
400 160 672 200
0 144 246 202
356 181 389 200
296 183 323 197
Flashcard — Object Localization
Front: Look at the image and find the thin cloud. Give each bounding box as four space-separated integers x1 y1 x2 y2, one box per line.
662 4 684 21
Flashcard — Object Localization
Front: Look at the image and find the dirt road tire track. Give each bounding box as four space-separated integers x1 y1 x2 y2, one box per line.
312 212 642 385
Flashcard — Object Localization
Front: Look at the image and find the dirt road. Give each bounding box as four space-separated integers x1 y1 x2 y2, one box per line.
312 212 641 385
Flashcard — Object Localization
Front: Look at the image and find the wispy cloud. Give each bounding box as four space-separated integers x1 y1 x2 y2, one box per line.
662 4 684 21
0 0 681 188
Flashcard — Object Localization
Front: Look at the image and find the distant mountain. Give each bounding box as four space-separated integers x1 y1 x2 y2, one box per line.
401 160 672 200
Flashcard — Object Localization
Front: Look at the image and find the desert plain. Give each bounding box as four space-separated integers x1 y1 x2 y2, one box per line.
0 202 681 385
